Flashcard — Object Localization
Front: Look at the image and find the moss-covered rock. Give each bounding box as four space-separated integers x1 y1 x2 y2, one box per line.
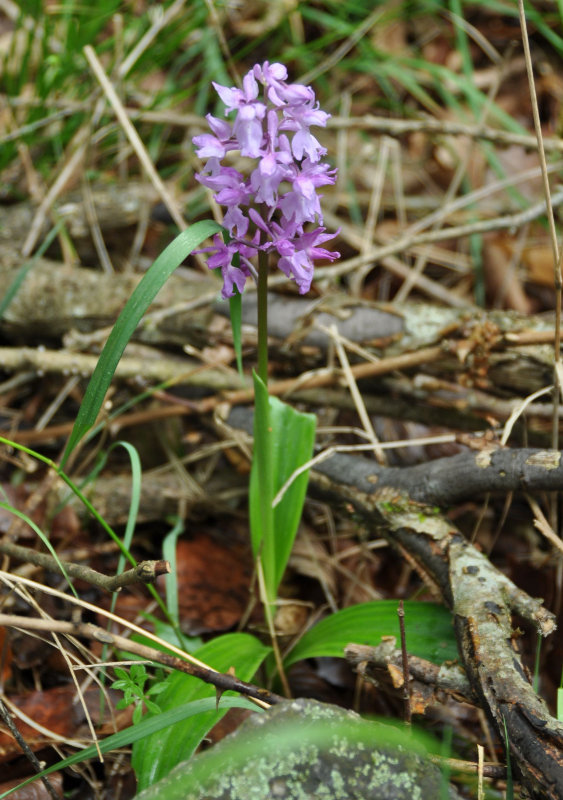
136 698 462 799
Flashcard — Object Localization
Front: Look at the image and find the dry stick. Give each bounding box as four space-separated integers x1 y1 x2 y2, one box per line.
397 600 411 727
398 159 563 240
8 325 559 447
0 697 62 800
0 570 228 675
394 44 509 304
345 642 475 702
517 0 563 455
327 185 563 274
0 540 170 592
477 744 485 800
4 345 445 444
328 114 563 153
329 323 386 465
11 102 563 155
352 136 392 295
518 5 563 607
0 346 242 393
118 0 187 79
83 45 186 232
431 752 503 781
200 345 444 411
21 126 92 257
0 614 278 708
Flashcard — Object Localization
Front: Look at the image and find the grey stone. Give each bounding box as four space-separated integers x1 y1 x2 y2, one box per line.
136 698 462 799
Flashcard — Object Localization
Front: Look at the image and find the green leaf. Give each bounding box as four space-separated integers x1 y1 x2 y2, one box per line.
229 286 243 378
249 372 275 593
249 373 316 603
61 220 222 465
162 517 184 628
0 221 63 321
0 696 260 800
132 632 271 791
284 601 458 667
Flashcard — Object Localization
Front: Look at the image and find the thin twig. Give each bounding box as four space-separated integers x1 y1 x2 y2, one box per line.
323 186 563 280
517 0 563 466
328 113 563 153
0 570 231 674
204 345 445 411
397 601 411 727
0 540 170 592
13 102 563 155
0 696 62 800
329 324 386 464
84 45 186 231
0 614 277 708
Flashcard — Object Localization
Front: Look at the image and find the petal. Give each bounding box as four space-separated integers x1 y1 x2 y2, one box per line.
224 206 249 237
242 70 259 101
192 133 226 159
206 114 232 139
212 82 242 111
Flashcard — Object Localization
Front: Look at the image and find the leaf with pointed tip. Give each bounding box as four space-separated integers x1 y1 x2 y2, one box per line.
61 221 222 465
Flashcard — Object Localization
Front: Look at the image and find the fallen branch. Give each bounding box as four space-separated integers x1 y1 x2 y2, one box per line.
0 539 170 592
345 640 476 704
314 446 563 506
311 457 563 800
0 614 280 708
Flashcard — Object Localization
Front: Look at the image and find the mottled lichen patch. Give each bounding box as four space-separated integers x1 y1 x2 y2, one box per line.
475 450 492 468
525 450 561 470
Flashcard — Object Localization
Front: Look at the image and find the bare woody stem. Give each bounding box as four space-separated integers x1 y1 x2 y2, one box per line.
0 539 169 592
0 614 280 708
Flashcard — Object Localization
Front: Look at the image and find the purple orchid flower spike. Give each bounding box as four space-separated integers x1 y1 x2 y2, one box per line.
193 62 339 298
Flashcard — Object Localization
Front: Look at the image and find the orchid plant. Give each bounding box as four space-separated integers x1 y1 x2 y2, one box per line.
60 60 338 621
193 62 339 609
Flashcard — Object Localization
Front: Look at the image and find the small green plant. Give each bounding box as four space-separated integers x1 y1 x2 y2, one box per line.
112 663 167 725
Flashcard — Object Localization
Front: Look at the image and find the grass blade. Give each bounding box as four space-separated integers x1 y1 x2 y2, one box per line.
61 220 222 465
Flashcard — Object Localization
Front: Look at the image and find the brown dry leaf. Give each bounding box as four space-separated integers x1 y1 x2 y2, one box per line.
0 773 63 800
369 14 407 56
289 530 336 595
0 686 114 761
482 234 532 313
521 243 558 287
0 628 12 684
274 602 310 636
172 534 252 635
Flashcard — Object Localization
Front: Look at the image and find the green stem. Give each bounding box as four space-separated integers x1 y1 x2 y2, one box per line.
257 250 269 385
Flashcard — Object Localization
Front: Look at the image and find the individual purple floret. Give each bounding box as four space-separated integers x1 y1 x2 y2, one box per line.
193 62 339 298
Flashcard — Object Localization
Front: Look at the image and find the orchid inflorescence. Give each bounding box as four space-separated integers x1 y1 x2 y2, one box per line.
193 62 339 298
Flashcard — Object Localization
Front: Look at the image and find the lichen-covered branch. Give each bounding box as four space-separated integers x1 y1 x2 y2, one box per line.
315 446 563 506
310 464 563 799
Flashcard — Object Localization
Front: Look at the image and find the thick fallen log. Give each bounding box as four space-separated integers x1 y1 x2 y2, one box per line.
310 452 563 800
